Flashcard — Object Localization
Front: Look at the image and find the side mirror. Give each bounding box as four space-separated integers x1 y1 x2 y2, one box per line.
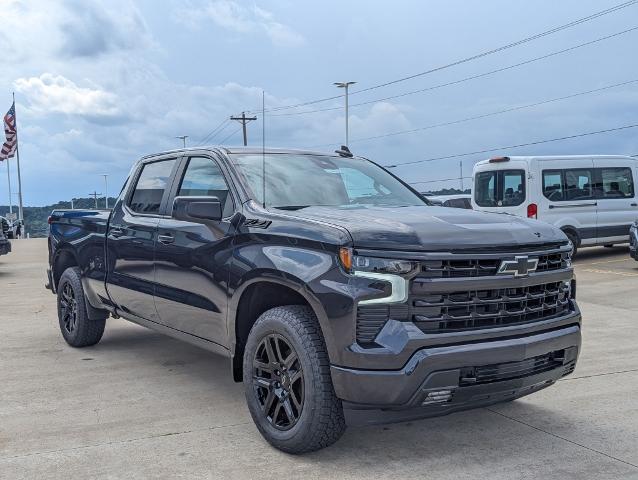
172 196 222 222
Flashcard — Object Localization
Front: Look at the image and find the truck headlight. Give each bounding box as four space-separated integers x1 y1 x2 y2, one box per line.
338 248 415 305
338 248 417 275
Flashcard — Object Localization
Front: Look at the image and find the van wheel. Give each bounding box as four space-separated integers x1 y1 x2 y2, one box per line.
57 267 106 347
243 305 346 454
563 231 579 257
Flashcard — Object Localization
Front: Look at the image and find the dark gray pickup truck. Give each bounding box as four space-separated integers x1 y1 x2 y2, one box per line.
46 147 580 453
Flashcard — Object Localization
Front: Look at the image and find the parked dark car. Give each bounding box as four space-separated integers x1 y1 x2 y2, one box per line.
630 220 637 260
46 147 581 453
1 217 12 256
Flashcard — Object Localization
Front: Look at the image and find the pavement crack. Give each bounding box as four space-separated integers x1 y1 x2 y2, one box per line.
0 421 252 462
558 368 638 382
486 408 638 470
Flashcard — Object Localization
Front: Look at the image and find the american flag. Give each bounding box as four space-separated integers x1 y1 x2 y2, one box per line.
0 102 17 161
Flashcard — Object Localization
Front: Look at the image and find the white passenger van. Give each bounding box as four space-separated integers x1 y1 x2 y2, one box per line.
471 155 638 253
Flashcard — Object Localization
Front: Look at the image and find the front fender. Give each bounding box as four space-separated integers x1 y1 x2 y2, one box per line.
227 243 355 365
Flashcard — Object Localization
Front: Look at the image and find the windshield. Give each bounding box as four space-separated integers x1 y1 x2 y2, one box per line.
230 154 426 208
475 169 525 207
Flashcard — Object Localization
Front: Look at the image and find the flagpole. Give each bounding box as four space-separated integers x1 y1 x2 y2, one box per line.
5 158 12 215
12 92 24 225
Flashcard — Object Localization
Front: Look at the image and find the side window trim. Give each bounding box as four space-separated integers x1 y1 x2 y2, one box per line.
126 156 181 217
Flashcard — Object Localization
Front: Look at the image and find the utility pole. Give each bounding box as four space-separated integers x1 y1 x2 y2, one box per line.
230 112 257 146
89 191 102 209
459 160 464 191
101 174 109 209
334 81 356 147
176 135 188 148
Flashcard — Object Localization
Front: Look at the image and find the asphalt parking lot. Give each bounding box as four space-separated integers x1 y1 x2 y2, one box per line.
1 239 638 479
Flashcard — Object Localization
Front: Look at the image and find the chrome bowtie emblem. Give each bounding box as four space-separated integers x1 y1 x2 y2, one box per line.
498 255 538 277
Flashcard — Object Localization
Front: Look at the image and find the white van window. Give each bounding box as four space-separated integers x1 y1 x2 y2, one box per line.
475 170 525 207
542 168 594 202
542 171 563 201
600 167 634 198
564 169 593 201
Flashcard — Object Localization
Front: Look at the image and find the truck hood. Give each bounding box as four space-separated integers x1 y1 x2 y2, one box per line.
285 205 566 251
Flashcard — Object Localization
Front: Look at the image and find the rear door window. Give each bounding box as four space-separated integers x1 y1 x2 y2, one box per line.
129 159 177 214
475 170 525 207
600 167 634 198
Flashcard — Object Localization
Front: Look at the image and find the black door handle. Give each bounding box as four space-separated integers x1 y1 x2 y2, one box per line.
158 234 175 245
631 203 637 207
109 226 125 238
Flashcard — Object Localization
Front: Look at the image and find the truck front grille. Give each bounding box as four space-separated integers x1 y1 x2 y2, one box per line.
355 245 574 346
412 281 570 334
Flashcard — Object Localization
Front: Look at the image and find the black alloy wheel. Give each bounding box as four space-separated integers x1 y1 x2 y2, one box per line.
59 281 79 334
253 333 304 431
56 266 107 347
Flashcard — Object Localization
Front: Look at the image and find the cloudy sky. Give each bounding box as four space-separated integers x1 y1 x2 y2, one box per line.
2 0 638 205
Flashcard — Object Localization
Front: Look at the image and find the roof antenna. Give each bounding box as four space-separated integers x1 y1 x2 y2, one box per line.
262 90 266 209
335 145 353 157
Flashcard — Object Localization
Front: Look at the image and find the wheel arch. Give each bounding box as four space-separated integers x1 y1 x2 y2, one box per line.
228 275 329 382
52 245 80 290
560 225 580 246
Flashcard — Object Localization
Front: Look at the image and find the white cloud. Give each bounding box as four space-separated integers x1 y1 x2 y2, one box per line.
14 73 120 118
178 1 305 47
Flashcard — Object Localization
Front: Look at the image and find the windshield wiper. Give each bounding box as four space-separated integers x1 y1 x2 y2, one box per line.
273 205 311 211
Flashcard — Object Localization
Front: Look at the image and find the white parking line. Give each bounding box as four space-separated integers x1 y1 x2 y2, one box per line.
576 258 630 266
581 268 638 277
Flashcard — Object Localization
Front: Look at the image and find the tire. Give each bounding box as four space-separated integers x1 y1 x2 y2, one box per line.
57 267 106 347
563 230 579 257
243 305 346 454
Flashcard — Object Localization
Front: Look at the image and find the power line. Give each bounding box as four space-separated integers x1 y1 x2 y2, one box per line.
409 176 473 185
196 118 231 146
350 78 638 144
219 125 243 144
274 26 638 119
385 123 638 168
247 0 637 115
354 0 638 95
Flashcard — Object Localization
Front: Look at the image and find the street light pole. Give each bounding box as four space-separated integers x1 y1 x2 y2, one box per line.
101 174 109 209
333 81 356 147
176 135 189 148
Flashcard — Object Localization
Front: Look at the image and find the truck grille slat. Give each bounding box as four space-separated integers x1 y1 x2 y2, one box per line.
421 252 569 278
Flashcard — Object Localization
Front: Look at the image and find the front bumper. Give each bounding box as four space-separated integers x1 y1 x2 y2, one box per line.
0 240 11 256
331 324 580 426
630 225 638 260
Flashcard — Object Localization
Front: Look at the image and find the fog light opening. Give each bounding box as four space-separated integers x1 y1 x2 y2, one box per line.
422 389 454 405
